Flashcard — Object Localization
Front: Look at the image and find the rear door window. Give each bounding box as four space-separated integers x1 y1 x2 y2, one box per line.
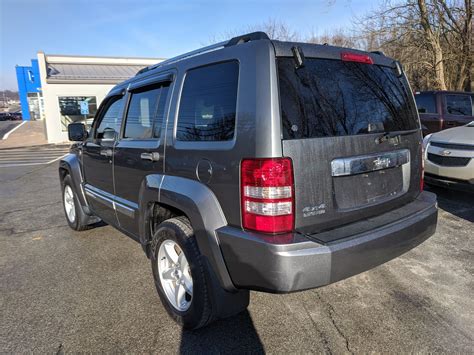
278 58 419 139
445 94 473 116
415 93 437 114
176 61 239 142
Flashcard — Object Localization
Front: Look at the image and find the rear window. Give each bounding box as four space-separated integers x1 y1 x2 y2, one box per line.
415 93 437 114
445 94 473 116
278 58 419 139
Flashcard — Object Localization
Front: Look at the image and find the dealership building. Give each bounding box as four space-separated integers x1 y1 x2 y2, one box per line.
16 53 162 143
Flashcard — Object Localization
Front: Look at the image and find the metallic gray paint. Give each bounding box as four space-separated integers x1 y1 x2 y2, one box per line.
217 191 437 293
60 37 437 295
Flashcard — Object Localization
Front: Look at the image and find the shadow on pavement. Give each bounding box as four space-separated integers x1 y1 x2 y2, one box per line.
179 310 264 354
426 185 474 222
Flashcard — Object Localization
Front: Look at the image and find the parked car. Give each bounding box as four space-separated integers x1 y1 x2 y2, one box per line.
59 32 438 329
415 91 474 135
9 112 22 120
0 112 22 121
423 122 474 191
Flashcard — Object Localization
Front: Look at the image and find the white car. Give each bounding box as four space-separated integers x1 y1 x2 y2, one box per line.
423 122 474 191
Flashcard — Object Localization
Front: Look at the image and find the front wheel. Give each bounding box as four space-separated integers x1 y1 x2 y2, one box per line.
61 175 90 231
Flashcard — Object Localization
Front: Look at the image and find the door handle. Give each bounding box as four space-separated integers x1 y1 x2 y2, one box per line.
140 152 160 162
100 149 113 157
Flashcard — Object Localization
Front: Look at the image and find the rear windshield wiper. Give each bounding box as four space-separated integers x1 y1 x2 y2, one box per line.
376 129 418 144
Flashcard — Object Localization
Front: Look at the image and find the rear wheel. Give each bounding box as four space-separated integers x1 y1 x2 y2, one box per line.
151 216 249 329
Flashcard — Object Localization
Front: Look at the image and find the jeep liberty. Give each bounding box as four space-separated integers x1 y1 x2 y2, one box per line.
60 32 438 329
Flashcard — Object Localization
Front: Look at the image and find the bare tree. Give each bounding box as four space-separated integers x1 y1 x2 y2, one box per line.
356 0 472 91
208 18 300 43
210 3 472 91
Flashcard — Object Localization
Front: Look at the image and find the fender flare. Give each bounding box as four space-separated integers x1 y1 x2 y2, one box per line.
59 153 94 226
59 153 89 210
138 174 237 292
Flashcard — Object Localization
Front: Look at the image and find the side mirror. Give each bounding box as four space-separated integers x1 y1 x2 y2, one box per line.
68 123 88 141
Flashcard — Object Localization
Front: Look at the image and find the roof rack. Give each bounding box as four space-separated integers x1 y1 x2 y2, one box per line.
370 50 385 56
136 32 270 76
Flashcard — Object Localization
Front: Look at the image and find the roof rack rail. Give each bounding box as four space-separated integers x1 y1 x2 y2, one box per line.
370 50 385 56
225 31 270 47
136 31 270 76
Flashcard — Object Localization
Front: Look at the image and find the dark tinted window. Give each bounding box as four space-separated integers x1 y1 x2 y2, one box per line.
177 61 238 141
278 58 419 139
415 93 437 114
124 87 161 139
96 96 125 139
445 94 473 116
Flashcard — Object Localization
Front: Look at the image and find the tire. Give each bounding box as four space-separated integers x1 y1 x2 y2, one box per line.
150 216 248 329
61 174 90 231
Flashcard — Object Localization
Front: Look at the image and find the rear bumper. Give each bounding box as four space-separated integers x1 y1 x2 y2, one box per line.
217 191 437 293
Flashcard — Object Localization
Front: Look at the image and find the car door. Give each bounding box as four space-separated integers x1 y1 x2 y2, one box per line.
82 92 126 224
113 73 173 236
414 92 440 134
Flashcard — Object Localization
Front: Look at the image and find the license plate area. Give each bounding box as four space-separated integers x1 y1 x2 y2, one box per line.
331 150 410 210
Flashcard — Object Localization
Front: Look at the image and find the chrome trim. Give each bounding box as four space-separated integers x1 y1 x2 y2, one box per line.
84 184 137 218
331 149 410 177
84 187 114 209
114 201 135 218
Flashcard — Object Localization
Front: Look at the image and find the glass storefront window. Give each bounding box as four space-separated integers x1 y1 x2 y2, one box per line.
58 96 97 131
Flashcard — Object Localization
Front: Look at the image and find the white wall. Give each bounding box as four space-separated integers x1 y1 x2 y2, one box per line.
37 52 161 143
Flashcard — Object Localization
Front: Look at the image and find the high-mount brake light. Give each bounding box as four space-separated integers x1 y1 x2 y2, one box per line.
341 52 374 64
241 158 294 234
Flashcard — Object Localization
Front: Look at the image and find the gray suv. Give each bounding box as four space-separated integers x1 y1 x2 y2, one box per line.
60 32 438 329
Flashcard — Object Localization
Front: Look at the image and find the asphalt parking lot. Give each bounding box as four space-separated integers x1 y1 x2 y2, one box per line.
0 121 21 139
1 155 473 353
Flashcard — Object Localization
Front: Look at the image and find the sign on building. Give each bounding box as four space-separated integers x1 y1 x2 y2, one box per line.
79 100 89 115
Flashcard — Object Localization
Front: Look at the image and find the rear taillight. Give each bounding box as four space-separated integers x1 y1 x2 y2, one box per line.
341 52 374 64
241 158 294 234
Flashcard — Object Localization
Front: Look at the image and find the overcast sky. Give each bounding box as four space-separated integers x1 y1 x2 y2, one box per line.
0 0 376 90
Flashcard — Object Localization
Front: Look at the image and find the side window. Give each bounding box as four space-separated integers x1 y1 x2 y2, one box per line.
176 61 239 142
415 93 437 114
445 94 473 116
95 96 125 140
124 84 169 140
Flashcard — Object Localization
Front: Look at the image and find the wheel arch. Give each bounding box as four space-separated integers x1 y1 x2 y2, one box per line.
59 153 89 210
138 174 237 292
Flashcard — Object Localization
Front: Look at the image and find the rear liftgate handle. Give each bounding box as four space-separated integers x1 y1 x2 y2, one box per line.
140 152 161 162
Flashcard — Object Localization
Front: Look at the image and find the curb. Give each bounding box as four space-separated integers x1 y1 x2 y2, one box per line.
2 121 26 140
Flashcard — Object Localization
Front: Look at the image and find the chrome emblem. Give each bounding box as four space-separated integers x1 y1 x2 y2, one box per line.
441 150 451 156
373 157 391 169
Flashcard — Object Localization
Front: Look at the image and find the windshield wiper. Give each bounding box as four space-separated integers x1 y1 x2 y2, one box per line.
376 129 418 144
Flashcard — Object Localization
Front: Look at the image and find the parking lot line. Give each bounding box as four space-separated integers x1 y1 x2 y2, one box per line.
0 147 68 168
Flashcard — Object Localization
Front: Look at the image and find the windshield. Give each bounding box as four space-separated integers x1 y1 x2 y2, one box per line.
278 57 419 139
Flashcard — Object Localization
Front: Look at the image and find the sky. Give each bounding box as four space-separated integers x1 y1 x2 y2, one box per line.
0 0 377 90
